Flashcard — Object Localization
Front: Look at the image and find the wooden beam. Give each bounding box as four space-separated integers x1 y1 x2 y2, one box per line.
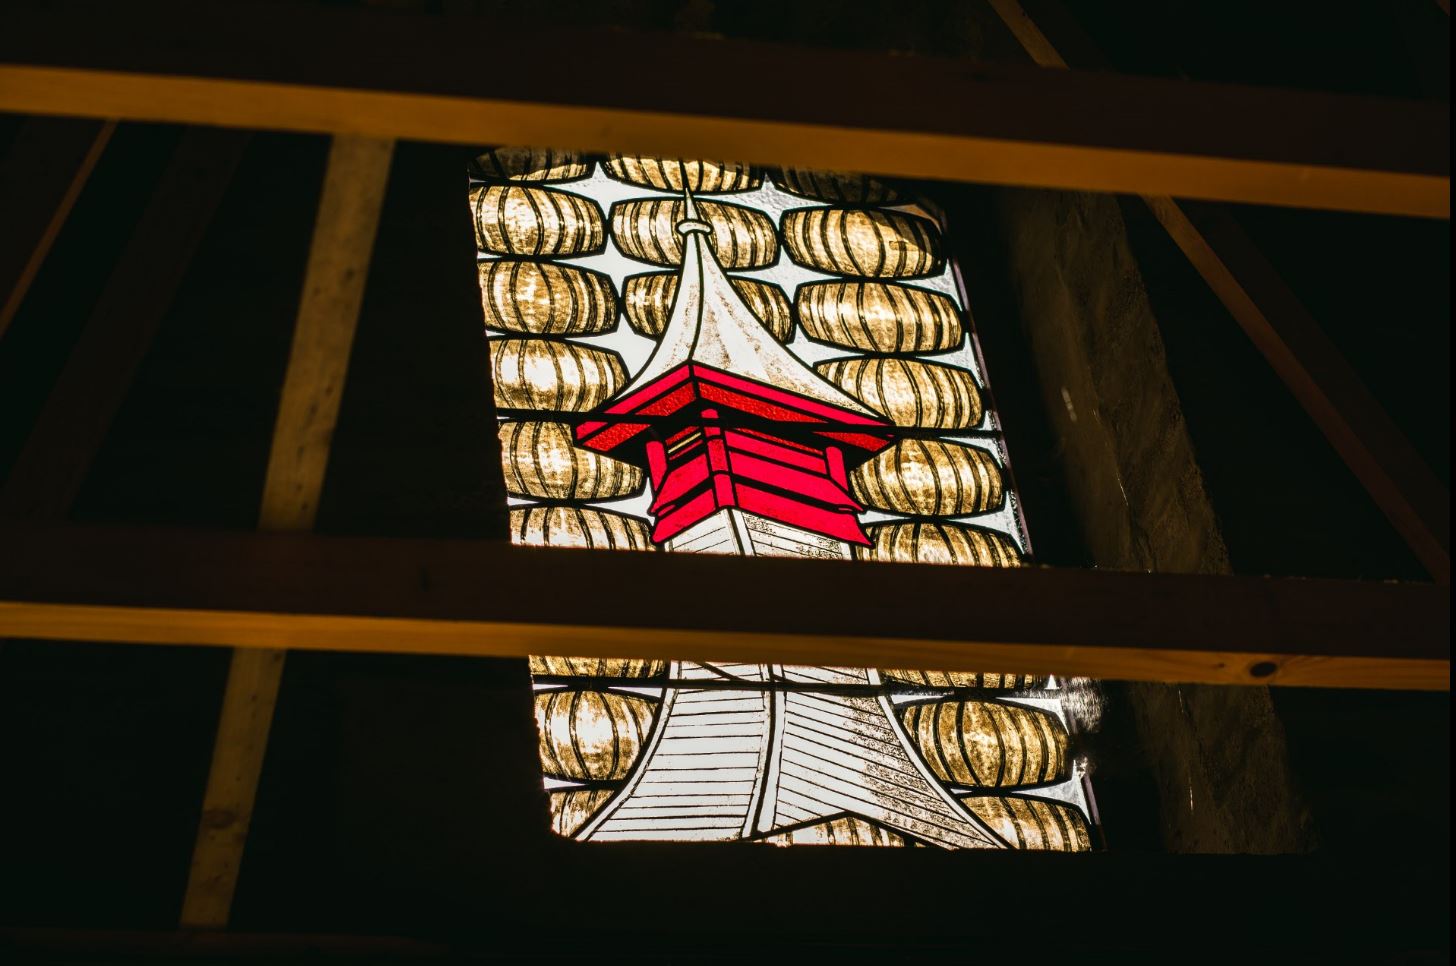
179 135 394 930
0 522 1446 691
0 117 115 339
0 2 1447 217
0 127 248 520
1149 200 1450 580
989 0 1451 582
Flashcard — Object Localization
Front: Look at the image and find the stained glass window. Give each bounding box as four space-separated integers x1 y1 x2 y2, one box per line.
469 149 1096 850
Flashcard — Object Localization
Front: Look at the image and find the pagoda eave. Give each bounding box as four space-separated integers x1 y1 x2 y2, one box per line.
575 362 894 463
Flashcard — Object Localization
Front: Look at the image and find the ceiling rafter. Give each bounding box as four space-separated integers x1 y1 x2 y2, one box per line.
0 1 1447 218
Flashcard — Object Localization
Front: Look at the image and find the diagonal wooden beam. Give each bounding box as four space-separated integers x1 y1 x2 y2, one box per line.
0 522 1446 691
0 1 1447 217
179 134 393 930
0 126 249 520
0 117 116 339
988 0 1451 582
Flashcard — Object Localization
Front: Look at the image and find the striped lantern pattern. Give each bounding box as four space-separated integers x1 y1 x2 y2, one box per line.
963 796 1091 852
781 207 943 278
464 154 1066 848
604 156 761 193
771 168 902 205
851 438 1004 517
529 656 669 678
548 787 616 838
797 280 963 353
490 338 626 412
899 699 1069 788
471 184 605 258
610 198 778 270
534 688 658 781
622 272 793 342
478 260 618 336
762 815 912 847
510 505 655 552
855 522 1024 567
469 147 591 183
881 670 1051 690
815 356 985 429
498 421 644 501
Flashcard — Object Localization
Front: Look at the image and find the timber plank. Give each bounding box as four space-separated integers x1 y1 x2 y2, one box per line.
179 135 394 929
0 522 1446 691
0 1 1447 217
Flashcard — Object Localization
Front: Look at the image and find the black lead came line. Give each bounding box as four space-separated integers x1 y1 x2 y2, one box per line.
532 675 1064 700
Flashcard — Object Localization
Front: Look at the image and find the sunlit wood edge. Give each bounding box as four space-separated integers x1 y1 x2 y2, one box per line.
0 602 1445 691
179 134 394 930
0 66 1446 219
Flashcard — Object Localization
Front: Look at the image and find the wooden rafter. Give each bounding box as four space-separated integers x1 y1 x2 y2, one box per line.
988 0 1451 582
179 135 394 929
0 522 1446 691
0 126 248 519
0 117 115 339
0 1 1447 218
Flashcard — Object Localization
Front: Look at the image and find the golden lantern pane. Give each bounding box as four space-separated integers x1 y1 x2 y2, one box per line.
856 521 1024 567
498 421 644 501
489 338 626 413
761 815 913 847
471 184 605 258
604 156 761 193
470 147 592 183
529 656 669 678
852 438 1005 517
610 197 778 270
547 788 617 838
797 280 963 353
771 168 903 205
899 698 1070 788
534 688 658 782
881 670 1051 690
510 505 654 552
815 356 985 429
478 260 618 336
622 271 793 343
963 796 1092 852
781 207 943 278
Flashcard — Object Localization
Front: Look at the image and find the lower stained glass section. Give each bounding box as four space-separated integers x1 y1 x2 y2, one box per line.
531 658 1094 851
471 149 1096 849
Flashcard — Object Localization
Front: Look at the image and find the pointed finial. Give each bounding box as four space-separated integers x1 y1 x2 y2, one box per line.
674 160 711 238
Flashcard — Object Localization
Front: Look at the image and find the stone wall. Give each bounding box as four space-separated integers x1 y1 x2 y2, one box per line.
993 188 1314 853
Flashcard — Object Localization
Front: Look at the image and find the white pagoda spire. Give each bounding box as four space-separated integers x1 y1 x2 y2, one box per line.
619 185 880 419
570 176 1008 850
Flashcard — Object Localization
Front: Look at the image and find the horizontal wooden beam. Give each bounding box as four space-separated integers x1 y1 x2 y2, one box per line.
0 522 1445 690
0 2 1447 217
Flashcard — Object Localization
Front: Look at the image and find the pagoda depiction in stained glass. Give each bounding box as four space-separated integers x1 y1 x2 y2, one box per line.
474 151 1093 851
555 188 1004 847
575 190 894 558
